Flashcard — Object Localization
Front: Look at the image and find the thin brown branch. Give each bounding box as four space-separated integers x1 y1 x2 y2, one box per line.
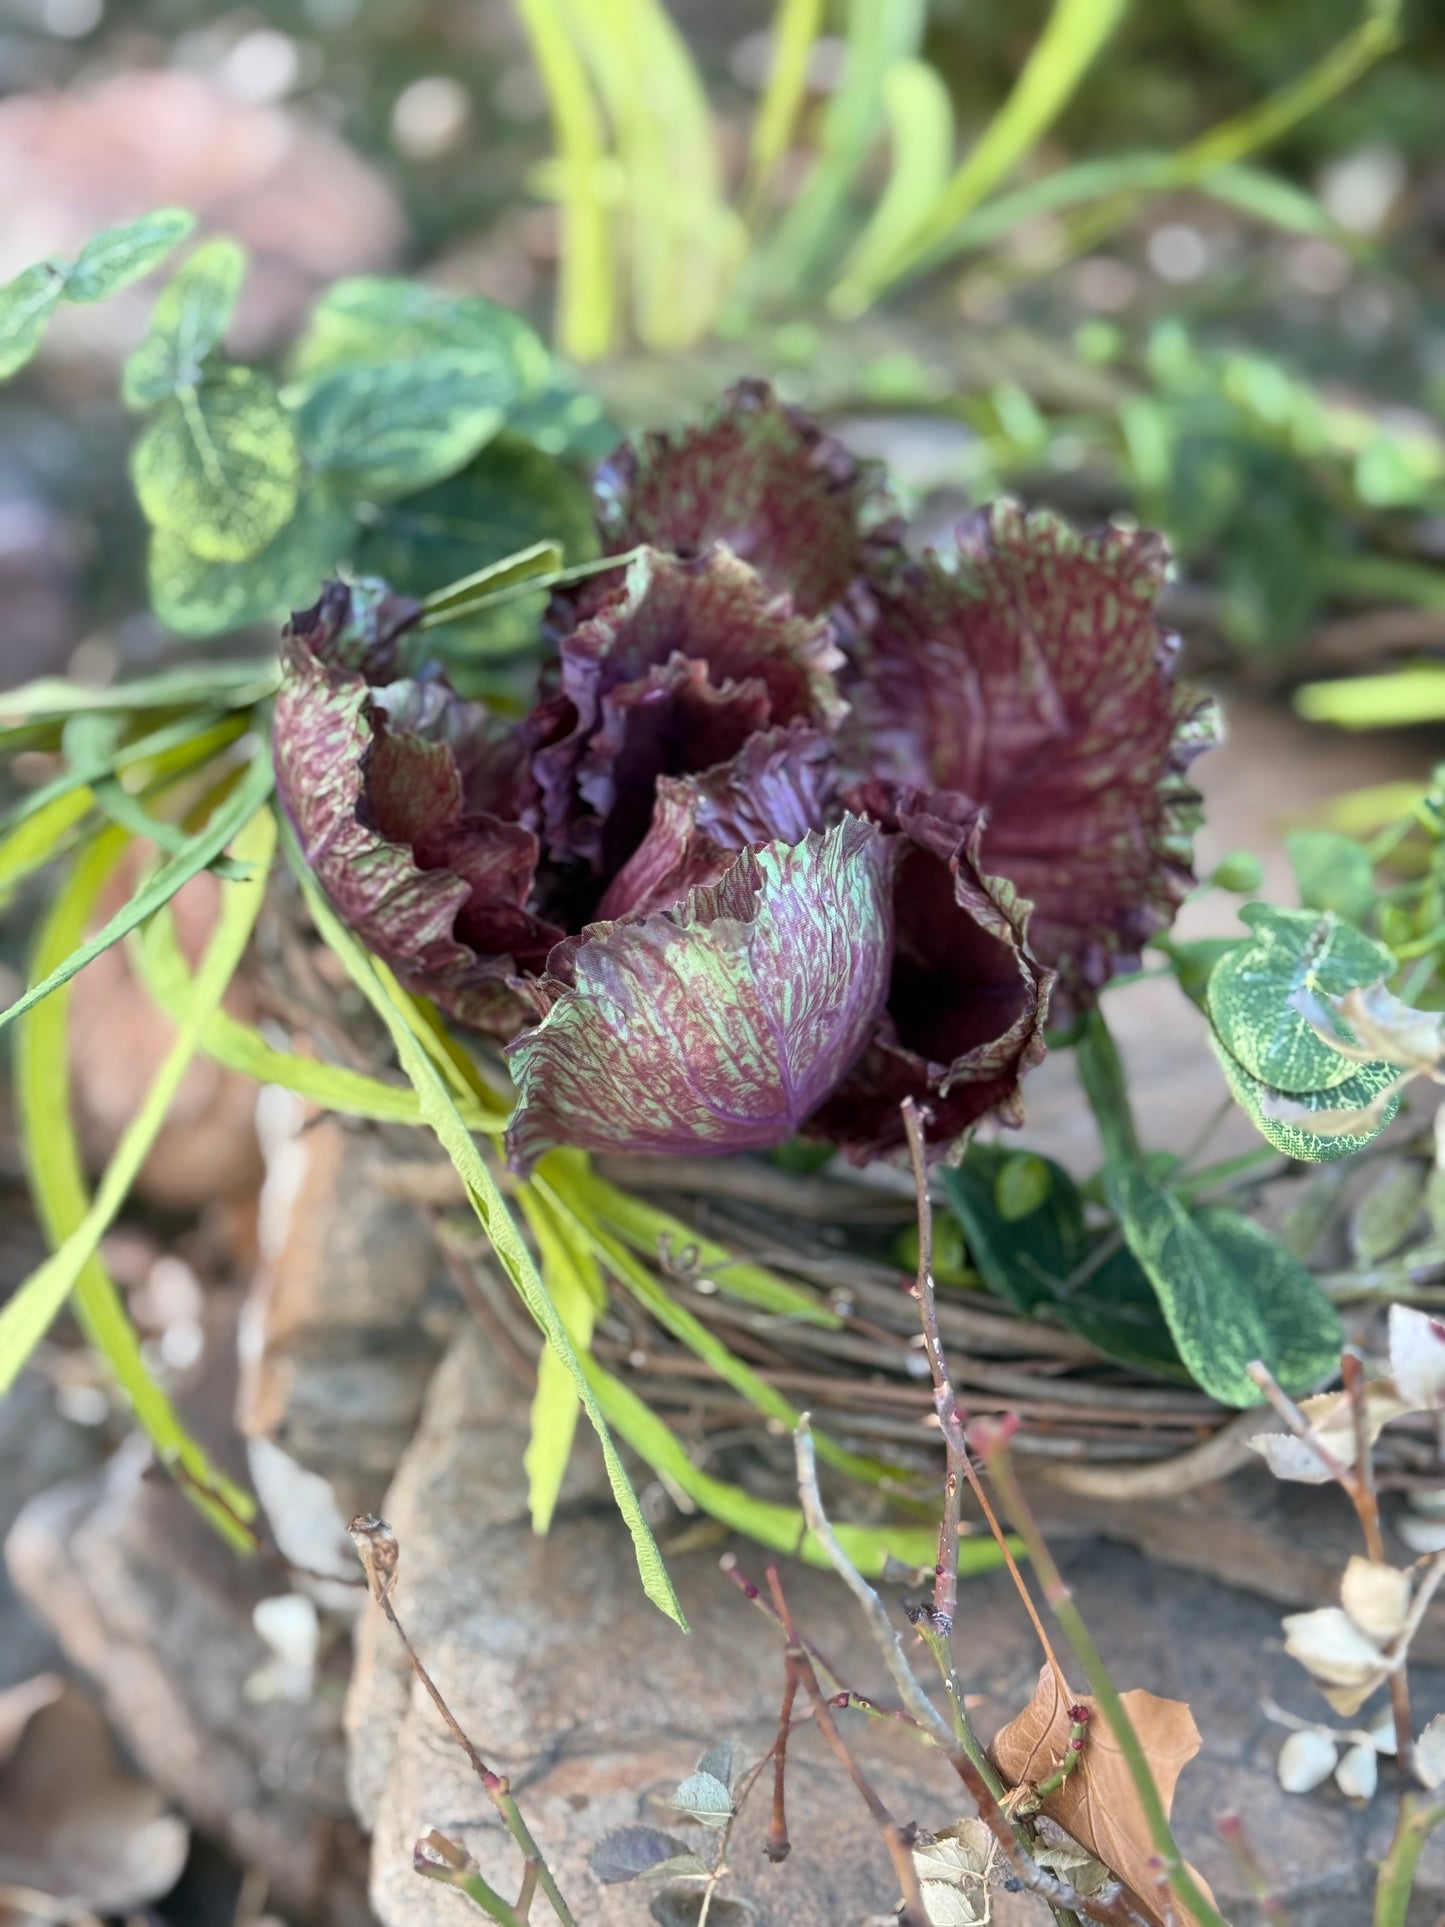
767 1662 798 1863
1343 1353 1416 1783
765 1566 928 1927
349 1517 575 1927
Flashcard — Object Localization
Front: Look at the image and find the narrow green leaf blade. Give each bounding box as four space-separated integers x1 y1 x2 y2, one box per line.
517 1187 602 1535
0 261 67 379
0 749 274 1033
1110 1166 1342 1405
122 237 246 406
1 810 273 1550
65 209 196 304
0 662 278 725
131 370 301 562
278 814 688 1628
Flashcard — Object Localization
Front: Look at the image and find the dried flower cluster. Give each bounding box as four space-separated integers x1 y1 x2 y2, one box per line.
274 382 1215 1169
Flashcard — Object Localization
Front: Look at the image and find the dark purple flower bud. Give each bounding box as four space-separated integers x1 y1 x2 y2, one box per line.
531 545 844 877
504 817 895 1170
845 503 1216 1002
273 581 562 1034
806 797 1052 1162
589 379 905 618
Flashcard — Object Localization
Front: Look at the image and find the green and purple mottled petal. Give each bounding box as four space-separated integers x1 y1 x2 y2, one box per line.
504 817 895 1170
533 545 844 875
591 380 906 618
807 798 1052 1161
598 724 834 919
846 502 1217 1000
273 584 560 1034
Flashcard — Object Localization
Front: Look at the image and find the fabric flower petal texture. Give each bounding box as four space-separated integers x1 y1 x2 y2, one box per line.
591 378 905 619
844 502 1218 999
807 797 1052 1160
273 580 562 1034
504 818 894 1170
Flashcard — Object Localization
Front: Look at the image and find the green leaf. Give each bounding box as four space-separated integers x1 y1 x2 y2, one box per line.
291 361 512 500
0 261 66 378
940 1145 1187 1380
277 813 687 1629
1207 905 1394 1094
0 712 246 841
1286 830 1376 925
1213 1036 1402 1163
1155 934 1240 1009
0 661 278 725
0 749 275 1033
149 488 357 639
671 1772 733 1827
1 812 272 1547
292 275 551 391
1296 663 1445 730
517 1187 604 1536
122 237 245 406
1109 1165 1343 1405
131 370 301 562
838 59 955 298
0 788 96 901
65 209 196 304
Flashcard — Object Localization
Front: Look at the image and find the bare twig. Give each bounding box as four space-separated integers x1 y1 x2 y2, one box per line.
765 1565 928 1927
1342 1354 1417 1783
1216 1815 1292 1921
349 1517 575 1927
767 1658 797 1863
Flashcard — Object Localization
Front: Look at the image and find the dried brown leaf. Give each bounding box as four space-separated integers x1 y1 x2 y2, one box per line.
990 1664 1213 1926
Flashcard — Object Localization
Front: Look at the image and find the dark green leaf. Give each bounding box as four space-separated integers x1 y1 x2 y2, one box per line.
131 369 301 561
122 238 245 406
65 209 196 304
150 488 357 638
0 262 66 379
291 360 507 499
1109 1165 1342 1405
1207 905 1394 1094
0 750 274 1033
1286 830 1376 925
695 1739 747 1792
507 377 616 457
940 1145 1185 1379
1157 934 1240 1008
590 1828 697 1885
292 275 551 394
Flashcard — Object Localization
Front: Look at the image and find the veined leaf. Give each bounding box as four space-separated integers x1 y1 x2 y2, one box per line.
66 209 196 304
2 813 272 1545
1109 1165 1342 1406
0 261 66 379
130 369 301 562
148 488 357 640
518 1186 604 1534
1214 1036 1402 1163
587 1361 1006 1578
278 812 687 1628
122 237 246 406
291 360 510 500
0 748 274 1033
1286 830 1375 925
291 276 551 392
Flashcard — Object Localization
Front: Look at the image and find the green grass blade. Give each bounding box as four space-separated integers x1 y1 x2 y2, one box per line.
0 788 95 901
568 1161 840 1325
4 815 273 1543
1296 664 1445 730
835 58 955 310
587 1361 1006 1578
517 1186 603 1534
0 711 248 840
278 812 687 1627
417 539 565 628
835 0 1128 310
0 749 274 1033
742 0 827 221
511 0 618 359
0 661 278 727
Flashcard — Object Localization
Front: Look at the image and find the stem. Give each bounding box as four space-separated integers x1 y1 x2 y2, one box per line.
765 1566 928 1927
767 1662 798 1863
1074 1007 1144 1169
1216 1815 1292 1922
695 1811 735 1927
416 1832 528 1927
350 1518 575 1927
984 1447 1232 1927
1343 1354 1416 1783
1374 1794 1445 1927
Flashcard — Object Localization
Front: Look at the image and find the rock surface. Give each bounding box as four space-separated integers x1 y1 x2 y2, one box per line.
347 1323 1445 1927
